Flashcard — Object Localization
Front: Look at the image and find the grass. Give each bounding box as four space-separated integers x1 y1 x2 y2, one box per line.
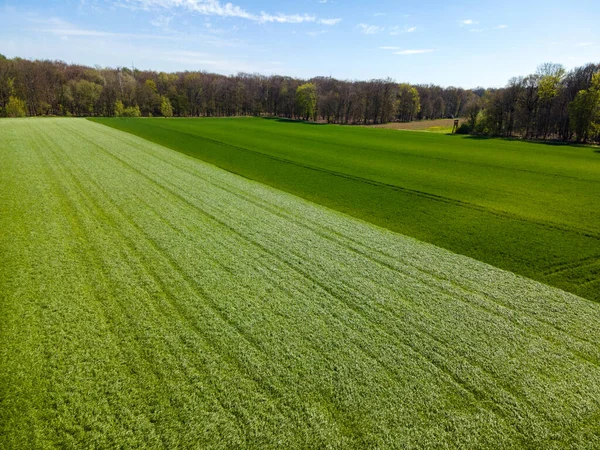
367 118 457 133
91 116 600 302
3 118 600 447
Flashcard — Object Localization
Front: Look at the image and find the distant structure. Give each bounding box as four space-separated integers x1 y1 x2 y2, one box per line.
452 119 460 134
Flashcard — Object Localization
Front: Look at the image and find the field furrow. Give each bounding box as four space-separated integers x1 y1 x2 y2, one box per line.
2 118 600 448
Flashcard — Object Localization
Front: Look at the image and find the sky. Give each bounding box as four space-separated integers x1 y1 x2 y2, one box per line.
0 0 598 88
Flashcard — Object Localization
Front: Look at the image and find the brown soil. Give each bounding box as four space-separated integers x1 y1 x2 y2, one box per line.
365 119 459 130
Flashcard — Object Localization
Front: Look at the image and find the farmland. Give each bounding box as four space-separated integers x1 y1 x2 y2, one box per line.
367 118 457 133
2 118 600 447
93 117 600 302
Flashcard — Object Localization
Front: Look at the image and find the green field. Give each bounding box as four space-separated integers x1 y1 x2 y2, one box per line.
92 117 600 303
3 118 600 448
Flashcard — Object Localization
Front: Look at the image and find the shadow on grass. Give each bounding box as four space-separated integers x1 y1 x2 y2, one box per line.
261 116 328 126
459 134 600 150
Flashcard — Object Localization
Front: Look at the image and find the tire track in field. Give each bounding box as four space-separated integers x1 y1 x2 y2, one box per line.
9 119 600 447
98 119 600 403
102 134 600 436
102 119 595 310
35 123 265 445
122 131 600 368
91 129 549 437
53 121 361 444
177 178 591 432
70 121 522 431
28 125 172 447
43 126 300 441
94 120 600 398
542 255 600 277
238 123 600 185
130 196 397 443
156 119 600 185
141 122 600 239
74 130 484 440
96 123 600 432
83 119 482 442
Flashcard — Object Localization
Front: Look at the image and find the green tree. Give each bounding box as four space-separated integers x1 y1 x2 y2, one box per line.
464 96 482 130
396 84 420 122
537 65 565 138
145 79 158 93
569 73 600 142
295 83 317 121
114 100 125 117
6 95 27 117
160 96 173 117
123 105 141 117
73 79 102 115
137 79 161 116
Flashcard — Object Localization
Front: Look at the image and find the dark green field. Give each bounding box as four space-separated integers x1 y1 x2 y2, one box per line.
93 117 600 302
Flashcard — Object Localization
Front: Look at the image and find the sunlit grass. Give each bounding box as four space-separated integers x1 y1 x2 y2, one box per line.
93 116 600 302
2 118 600 448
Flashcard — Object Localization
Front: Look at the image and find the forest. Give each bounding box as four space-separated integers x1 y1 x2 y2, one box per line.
0 54 599 142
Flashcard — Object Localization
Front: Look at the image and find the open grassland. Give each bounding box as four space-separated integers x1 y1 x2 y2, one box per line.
2 118 600 448
93 117 600 302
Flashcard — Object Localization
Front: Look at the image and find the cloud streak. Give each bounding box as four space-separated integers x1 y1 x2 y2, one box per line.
25 16 246 48
319 18 342 25
117 0 319 24
27 17 178 40
394 49 434 55
389 25 417 35
358 24 383 34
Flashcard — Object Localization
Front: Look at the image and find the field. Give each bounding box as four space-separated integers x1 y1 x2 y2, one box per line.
93 117 600 302
367 118 458 133
3 118 600 448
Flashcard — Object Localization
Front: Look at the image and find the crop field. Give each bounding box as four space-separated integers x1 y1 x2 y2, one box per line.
2 118 600 448
368 118 457 133
93 117 600 302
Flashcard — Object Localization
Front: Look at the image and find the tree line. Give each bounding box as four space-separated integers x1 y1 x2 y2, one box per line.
0 54 474 123
1 54 599 142
463 63 600 143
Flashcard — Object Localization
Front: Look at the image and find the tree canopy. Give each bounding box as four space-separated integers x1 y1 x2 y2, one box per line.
0 55 598 142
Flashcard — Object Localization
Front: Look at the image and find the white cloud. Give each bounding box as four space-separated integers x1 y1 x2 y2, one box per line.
389 25 416 35
358 24 383 34
258 13 315 24
117 0 318 24
494 24 508 29
27 17 178 39
459 19 477 26
119 0 254 19
576 42 593 47
470 28 485 33
25 16 244 47
394 49 434 55
150 15 173 29
307 30 328 37
319 18 342 25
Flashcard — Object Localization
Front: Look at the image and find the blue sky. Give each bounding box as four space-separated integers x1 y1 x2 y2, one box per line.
0 0 598 87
